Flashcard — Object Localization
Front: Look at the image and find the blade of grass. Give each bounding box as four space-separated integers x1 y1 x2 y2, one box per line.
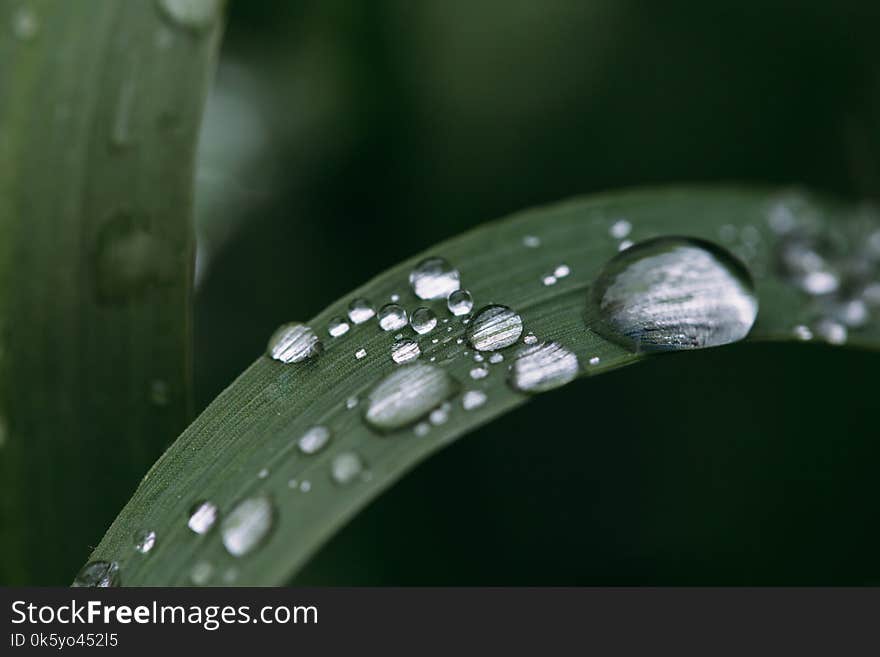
0 0 223 583
87 186 879 586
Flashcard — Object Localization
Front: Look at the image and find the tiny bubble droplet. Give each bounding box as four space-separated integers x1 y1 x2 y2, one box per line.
610 219 632 239
462 390 487 410
378 304 408 331
355 348 367 360
523 332 538 345
411 307 438 334
447 289 474 316
409 257 460 300
523 235 541 248
793 324 813 341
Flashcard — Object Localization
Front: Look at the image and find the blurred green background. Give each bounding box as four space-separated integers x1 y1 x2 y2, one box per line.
192 0 880 584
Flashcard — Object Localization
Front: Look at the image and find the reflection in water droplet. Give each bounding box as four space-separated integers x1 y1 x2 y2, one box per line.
299 480 311 493
348 298 375 324
73 561 120 587
466 305 523 352
331 452 364 485
592 237 758 352
554 264 571 278
297 425 331 455
355 348 367 360
409 257 460 300
429 403 450 425
469 366 488 380
392 339 421 364
187 500 218 534
346 396 359 410
589 356 600 366
509 341 579 393
378 304 408 331
134 530 157 554
11 6 39 41
410 307 437 335
542 275 557 286
523 333 538 345
190 561 213 585
489 352 504 364
364 363 459 431
462 390 487 410
267 323 323 363
328 316 350 337
610 219 632 239
447 289 473 316
221 496 275 557
157 0 221 31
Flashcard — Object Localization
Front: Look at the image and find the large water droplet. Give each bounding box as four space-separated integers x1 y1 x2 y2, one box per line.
410 307 437 334
134 530 157 554
297 426 331 455
73 561 120 587
331 452 364 485
378 304 408 331
187 500 218 534
391 339 421 364
591 237 758 352
348 298 376 324
267 323 323 363
221 496 275 557
364 363 460 431
509 341 579 393
409 257 460 300
447 289 474 316
157 0 220 31
466 305 524 351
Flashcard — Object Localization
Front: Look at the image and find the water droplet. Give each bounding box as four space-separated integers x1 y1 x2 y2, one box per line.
328 316 350 337
447 289 474 316
348 298 376 324
378 304 408 331
299 480 311 493
392 339 421 364
523 235 541 248
331 452 364 485
73 561 120 587
355 348 367 360
297 425 331 455
554 264 571 278
134 530 157 554
346 396 359 409
523 332 538 345
462 390 487 410
793 324 813 341
267 323 323 363
390 293 400 303
618 239 634 252
364 363 460 431
157 0 221 31
473 353 484 363
190 561 213 585
828 298 869 328
257 467 269 479
509 341 579 393
542 275 557 286
410 307 437 334
589 356 600 366
489 352 504 364
777 237 840 296
466 305 524 351
429 403 450 425
414 422 430 437
221 496 275 557
187 500 218 534
409 257 460 300
814 318 847 345
591 237 758 352
469 366 489 380
223 567 239 584
11 6 38 41
610 219 632 239
150 379 169 406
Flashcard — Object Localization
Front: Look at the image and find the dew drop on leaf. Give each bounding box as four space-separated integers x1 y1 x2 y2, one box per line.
364 363 460 431
266 323 323 363
508 341 579 393
591 237 758 352
466 305 523 351
347 298 376 324
378 304 408 331
187 500 218 535
462 390 487 410
190 561 213 585
331 452 364 485
409 257 460 300
134 529 157 554
297 425 331 455
391 339 421 364
73 561 120 587
328 316 350 337
447 289 474 316
410 307 438 334
221 496 275 558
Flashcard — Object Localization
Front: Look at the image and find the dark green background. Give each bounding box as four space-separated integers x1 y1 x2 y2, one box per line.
193 1 880 583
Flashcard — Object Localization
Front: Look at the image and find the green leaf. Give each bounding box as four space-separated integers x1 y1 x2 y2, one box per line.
86 186 879 585
0 0 223 583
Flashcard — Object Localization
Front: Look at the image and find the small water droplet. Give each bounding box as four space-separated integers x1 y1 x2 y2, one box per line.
462 390 487 410
11 6 38 41
554 264 571 278
409 257 460 300
814 318 847 345
777 237 840 296
414 422 430 437
257 467 269 479
328 316 350 337
348 298 376 324
509 341 579 393
489 352 504 364
592 237 758 352
288 478 298 488
589 356 600 366
364 363 460 431
392 339 421 364
299 480 311 493
429 403 451 425
355 348 367 360
410 307 437 334
456 337 464 345
134 530 157 554
466 305 524 351
346 396 359 409
157 0 221 32
610 219 632 239
223 567 239 584
542 275 557 286
331 452 364 485
267 323 323 363
190 561 213 585
73 561 120 587
618 239 634 252
473 353 484 363
221 496 275 557
469 366 489 380
447 289 474 316
523 332 538 345
187 500 218 534
378 304 408 331
523 235 541 248
793 324 813 341
297 425 331 455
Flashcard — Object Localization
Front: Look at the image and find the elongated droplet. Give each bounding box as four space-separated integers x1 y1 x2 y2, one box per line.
466 305 523 351
134 530 157 554
409 257 460 300
187 500 218 534
591 237 758 352
447 289 474 316
378 303 408 331
331 452 364 485
392 339 421 364
297 426 331 455
267 323 323 363
221 496 275 557
73 561 120 587
509 341 579 393
364 363 460 431
410 307 437 334
328 316 350 337
348 298 375 324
